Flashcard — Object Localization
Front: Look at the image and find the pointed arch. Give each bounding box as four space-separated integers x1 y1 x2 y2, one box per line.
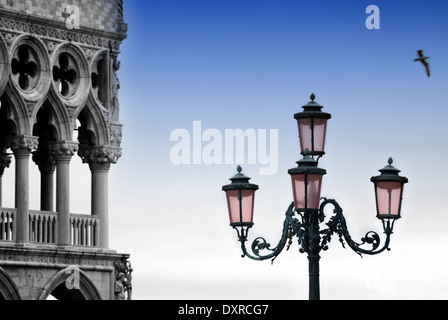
76 97 109 146
2 82 32 136
0 267 22 300
38 266 102 300
0 33 9 96
85 49 110 146
38 87 74 141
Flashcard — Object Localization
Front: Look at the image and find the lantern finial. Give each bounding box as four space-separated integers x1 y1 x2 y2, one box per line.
303 149 311 157
388 158 393 165
237 165 242 173
310 93 316 101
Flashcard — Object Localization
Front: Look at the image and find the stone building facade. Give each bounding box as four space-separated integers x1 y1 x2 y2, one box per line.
0 0 131 300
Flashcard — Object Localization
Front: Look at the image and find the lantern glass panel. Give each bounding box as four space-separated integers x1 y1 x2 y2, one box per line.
375 181 403 217
298 118 328 154
291 174 323 210
226 189 255 225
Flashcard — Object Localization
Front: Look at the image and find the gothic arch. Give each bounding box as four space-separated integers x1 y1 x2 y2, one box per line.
76 100 109 146
2 83 32 136
0 33 9 96
38 266 102 300
0 267 22 300
33 103 59 146
39 88 74 141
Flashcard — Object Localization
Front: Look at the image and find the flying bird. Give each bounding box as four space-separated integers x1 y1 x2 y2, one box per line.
414 50 430 77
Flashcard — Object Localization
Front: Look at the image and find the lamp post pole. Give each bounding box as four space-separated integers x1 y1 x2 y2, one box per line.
222 94 408 300
307 214 321 301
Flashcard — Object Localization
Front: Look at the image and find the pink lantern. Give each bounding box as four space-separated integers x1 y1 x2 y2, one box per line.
288 151 327 212
371 158 408 220
294 94 331 157
222 166 259 227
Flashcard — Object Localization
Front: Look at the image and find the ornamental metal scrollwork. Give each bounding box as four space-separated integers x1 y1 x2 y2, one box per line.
319 198 392 256
235 199 395 264
235 203 297 263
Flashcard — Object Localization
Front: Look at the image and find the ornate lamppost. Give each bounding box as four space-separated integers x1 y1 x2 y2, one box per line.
222 94 408 300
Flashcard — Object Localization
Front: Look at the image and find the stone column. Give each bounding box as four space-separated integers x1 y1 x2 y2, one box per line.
82 146 121 249
50 141 79 246
32 149 56 212
9 135 39 243
0 155 12 207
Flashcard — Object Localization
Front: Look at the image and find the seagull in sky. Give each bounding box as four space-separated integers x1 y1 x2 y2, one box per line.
414 50 430 77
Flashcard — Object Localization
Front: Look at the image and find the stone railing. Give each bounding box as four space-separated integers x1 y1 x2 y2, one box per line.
29 210 58 244
0 208 100 247
70 214 100 247
0 208 16 242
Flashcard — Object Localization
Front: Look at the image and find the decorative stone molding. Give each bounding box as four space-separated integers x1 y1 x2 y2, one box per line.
0 155 12 176
49 141 79 161
45 41 55 54
7 135 39 153
3 33 15 46
0 11 125 52
0 244 129 268
0 33 9 95
32 148 56 173
79 145 122 170
84 48 94 61
110 124 123 148
26 103 35 117
66 107 76 121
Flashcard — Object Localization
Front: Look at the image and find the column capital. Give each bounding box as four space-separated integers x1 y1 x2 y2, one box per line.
8 135 39 155
32 148 56 173
80 145 122 171
0 155 12 176
49 141 79 161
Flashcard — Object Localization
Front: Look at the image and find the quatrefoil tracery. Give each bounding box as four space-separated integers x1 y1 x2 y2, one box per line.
91 57 106 104
7 39 105 108
11 45 39 91
52 53 78 97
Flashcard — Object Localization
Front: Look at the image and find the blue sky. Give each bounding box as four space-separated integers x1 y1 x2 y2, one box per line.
2 0 444 300
97 0 448 300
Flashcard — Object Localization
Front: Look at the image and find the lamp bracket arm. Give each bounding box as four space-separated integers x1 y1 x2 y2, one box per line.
235 202 298 263
319 198 392 256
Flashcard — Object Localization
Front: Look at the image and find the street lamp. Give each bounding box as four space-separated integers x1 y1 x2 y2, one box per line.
222 166 259 228
371 158 408 220
222 94 408 300
288 150 326 212
294 93 331 157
